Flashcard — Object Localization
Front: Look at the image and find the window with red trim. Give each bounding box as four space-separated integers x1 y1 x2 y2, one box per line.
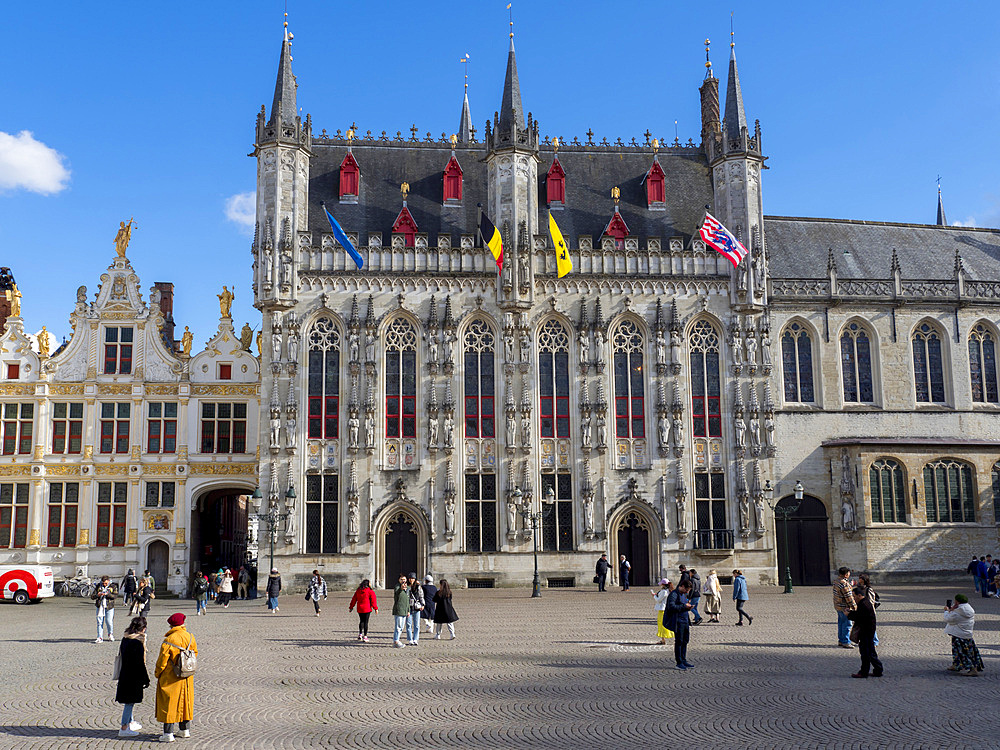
100 402 130 454
546 158 566 204
0 482 29 549
538 320 571 438
218 364 232 380
612 320 645 438
95 481 127 548
646 159 665 206
1 402 33 455
200 402 247 453
384 318 418 438
604 211 629 252
103 327 133 374
5 364 18 380
339 151 360 198
392 207 419 248
307 317 341 439
463 319 495 438
46 482 79 547
147 402 177 454
689 320 722 438
443 156 463 203
52 402 83 454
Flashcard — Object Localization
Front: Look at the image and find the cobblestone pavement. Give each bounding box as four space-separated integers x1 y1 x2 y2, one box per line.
1 580 998 749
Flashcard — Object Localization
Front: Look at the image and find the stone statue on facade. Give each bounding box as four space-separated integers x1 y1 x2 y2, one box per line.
218 286 235 318
670 330 682 368
240 323 253 351
730 328 743 366
37 326 51 357
735 416 747 452
760 327 772 367
506 413 517 446
364 413 375 449
427 329 440 363
655 330 667 367
520 411 531 448
504 330 515 363
754 494 766 534
269 408 280 449
348 331 360 362
763 414 775 452
840 448 858 532
262 248 274 285
672 416 684 452
506 498 518 534
842 499 856 532
578 331 590 366
445 495 456 535
748 416 762 456
286 415 296 449
596 413 607 449
348 414 360 448
745 328 758 367
519 330 531 364
658 414 670 449
348 497 360 537
581 414 592 447
584 495 595 534
271 328 282 363
287 325 300 364
280 250 293 286
365 332 376 362
444 415 455 449
518 249 529 289
428 415 439 446
739 496 751 532
443 331 456 364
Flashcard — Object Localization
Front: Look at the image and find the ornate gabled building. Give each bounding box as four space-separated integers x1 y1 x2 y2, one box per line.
0 240 260 594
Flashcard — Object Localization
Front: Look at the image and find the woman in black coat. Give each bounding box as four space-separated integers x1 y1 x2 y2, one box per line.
115 616 150 737
432 579 459 639
847 586 883 678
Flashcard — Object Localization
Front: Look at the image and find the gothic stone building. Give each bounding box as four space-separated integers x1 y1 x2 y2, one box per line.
0 251 260 594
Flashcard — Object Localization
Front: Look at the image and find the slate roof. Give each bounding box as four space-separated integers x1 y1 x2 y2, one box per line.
765 216 1000 282
308 142 713 247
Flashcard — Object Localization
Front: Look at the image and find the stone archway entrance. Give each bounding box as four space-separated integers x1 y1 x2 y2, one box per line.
374 505 428 589
616 511 651 587
190 488 250 576
775 495 830 586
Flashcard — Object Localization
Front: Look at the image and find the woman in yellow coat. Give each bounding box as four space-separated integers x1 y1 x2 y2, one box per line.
155 613 197 743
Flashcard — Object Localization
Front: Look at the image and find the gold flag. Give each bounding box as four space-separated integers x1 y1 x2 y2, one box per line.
549 212 572 278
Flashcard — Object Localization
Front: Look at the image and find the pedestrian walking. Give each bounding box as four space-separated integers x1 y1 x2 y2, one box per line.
93 576 117 643
191 572 208 616
989 558 1000 597
595 553 611 592
306 570 327 616
406 572 425 645
114 616 149 738
432 579 459 639
155 613 197 742
421 575 438 633
688 568 703 625
266 568 282 613
945 594 984 676
392 574 410 648
619 555 631 592
976 556 989 598
847 584 882 678
678 564 691 588
237 566 250 600
651 578 673 645
144 569 156 593
833 566 857 647
348 579 378 642
966 555 980 594
703 569 722 623
664 580 694 669
732 569 753 626
218 569 234 607
121 569 138 607
133 577 155 618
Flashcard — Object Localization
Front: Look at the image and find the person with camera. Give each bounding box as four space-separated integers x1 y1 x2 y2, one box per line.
92 575 117 643
945 594 984 676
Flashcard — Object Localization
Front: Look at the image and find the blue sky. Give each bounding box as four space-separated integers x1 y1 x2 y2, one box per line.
1 1 997 346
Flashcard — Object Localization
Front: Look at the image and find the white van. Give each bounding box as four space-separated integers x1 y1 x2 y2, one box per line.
0 565 55 604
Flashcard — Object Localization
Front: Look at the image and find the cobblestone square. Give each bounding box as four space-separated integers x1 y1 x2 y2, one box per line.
1 581 997 749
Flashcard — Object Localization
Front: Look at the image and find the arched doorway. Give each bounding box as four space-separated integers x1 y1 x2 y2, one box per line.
191 488 250 576
384 512 418 585
146 540 169 593
775 495 830 586
616 510 652 587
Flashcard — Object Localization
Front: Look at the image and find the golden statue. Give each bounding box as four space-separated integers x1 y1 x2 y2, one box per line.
611 186 621 205
553 136 559 153
256 329 263 357
114 218 134 258
218 286 235 318
401 181 410 199
240 323 253 351
181 326 193 355
37 326 51 357
5 285 22 317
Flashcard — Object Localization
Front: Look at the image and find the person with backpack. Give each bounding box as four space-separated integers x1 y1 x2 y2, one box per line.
144 569 156 593
133 577 155 618
306 570 327 616
114 616 149 737
392 574 410 648
664 580 694 669
348 579 378 642
93 576 117 643
120 569 138 607
155 613 197 742
266 568 282 613
406 572 426 645
191 572 209 616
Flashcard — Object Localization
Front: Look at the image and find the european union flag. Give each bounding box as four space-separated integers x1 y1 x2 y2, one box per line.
321 202 364 270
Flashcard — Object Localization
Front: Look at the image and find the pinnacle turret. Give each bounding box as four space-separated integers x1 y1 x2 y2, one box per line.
459 90 473 143
722 43 747 140
937 185 948 226
269 28 297 130
498 38 524 135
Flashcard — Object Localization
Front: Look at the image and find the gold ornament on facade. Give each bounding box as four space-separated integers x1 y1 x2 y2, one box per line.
79 529 90 545
28 529 40 547
49 384 86 395
652 138 659 154
145 512 171 531
181 326 193 355
5 284 22 317
218 286 235 318
0 466 29 477
46 465 82 476
401 182 409 199
256 329 263 357
192 384 256 396
83 445 94 459
188 463 256 475
553 136 559 153
127 529 138 545
114 218 134 258
611 186 620 205
37 326 51 357
0 384 33 396
175 528 186 545
240 323 253 351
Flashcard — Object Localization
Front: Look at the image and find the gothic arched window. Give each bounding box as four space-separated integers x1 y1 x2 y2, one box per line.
923 458 974 523
781 322 814 403
612 320 646 439
538 320 571 438
689 320 722 438
384 318 418 438
969 323 999 404
463 319 496 438
869 459 906 523
840 322 874 403
913 322 946 403
307 317 341 439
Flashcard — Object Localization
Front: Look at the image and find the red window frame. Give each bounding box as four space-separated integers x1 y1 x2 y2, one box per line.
385 350 417 439
690 349 722 438
0 482 29 548
443 156 463 203
103 327 134 375
1 403 33 455
613 349 645 439
339 151 361 197
200 402 248 453
5 364 18 380
96 481 127 548
308 348 340 439
218 364 232 380
99 403 130 454
147 402 177 454
463 350 495 438
646 160 666 205
538 351 570 438
546 157 566 204
52 402 83 454
46 482 78 547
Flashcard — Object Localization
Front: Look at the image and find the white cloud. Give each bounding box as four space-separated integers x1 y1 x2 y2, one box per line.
0 130 70 194
952 218 977 228
224 191 256 235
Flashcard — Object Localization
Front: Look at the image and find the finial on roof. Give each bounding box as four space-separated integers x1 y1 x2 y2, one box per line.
401 182 409 200
268 12 298 129
936 177 948 226
611 186 620 205
730 12 735 48
553 136 559 153
652 138 659 153
705 38 713 78
723 17 747 137
498 8 524 134
507 2 514 39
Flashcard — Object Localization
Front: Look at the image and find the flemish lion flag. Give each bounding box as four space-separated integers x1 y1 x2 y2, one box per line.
548 211 572 278
479 213 503 271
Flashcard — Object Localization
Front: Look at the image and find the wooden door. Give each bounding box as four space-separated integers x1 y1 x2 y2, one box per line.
147 540 169 592
616 512 650 587
775 496 830 586
384 513 418 584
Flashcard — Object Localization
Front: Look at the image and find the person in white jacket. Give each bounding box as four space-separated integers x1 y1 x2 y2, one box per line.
944 594 984 676
650 578 673 645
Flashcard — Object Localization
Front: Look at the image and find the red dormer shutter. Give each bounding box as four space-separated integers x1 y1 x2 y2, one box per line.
392 206 419 248
645 159 665 206
443 156 463 204
604 210 630 251
546 157 566 205
339 151 361 198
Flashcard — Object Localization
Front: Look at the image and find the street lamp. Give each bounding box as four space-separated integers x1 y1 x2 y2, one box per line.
765 479 803 594
517 485 556 598
248 486 289 576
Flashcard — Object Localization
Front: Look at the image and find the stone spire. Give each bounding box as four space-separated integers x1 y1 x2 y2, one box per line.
936 184 948 226
722 39 747 141
269 23 298 129
459 90 473 143
498 37 524 135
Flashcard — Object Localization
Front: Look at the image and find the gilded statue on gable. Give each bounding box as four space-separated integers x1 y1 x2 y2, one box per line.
218 286 235 318
114 218 134 258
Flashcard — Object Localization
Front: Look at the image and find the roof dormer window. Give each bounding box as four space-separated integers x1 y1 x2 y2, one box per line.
546 157 566 207
339 151 361 203
645 158 665 209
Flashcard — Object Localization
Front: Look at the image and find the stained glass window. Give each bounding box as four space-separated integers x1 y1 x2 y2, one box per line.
869 459 906 523
913 323 946 403
307 317 341 439
841 322 874 403
612 320 645 438
923 459 974 523
538 320 571 438
385 318 418 438
689 320 722 437
781 322 814 403
969 324 999 404
463 319 496 439
540 473 574 551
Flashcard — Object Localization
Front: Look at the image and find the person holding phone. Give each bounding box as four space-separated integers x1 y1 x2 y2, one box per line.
664 580 694 670
392 574 410 648
944 594 984 676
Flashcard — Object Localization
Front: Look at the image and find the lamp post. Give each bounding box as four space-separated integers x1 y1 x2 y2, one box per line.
248 486 290 576
518 485 556 598
765 479 803 594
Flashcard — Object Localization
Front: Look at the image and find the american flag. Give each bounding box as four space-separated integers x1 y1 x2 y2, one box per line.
699 213 748 268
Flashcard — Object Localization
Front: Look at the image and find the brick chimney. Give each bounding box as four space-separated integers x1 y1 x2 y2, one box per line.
153 282 175 351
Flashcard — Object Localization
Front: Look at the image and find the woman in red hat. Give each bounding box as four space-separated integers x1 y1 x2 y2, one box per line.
155 613 197 743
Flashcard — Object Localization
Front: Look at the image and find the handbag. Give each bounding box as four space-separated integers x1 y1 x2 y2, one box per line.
304 592 311 601
172 634 197 678
593 575 600 584
848 623 860 644
112 649 122 680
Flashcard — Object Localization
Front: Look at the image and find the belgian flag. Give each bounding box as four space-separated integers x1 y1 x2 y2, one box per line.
479 213 503 271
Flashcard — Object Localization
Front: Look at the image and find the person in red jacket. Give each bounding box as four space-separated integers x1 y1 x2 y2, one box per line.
348 579 378 643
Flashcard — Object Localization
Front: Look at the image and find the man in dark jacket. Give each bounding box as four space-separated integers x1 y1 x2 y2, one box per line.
688 569 703 625
976 557 990 598
619 555 631 592
421 575 438 634
664 580 694 670
967 556 981 594
595 554 611 592
120 569 138 606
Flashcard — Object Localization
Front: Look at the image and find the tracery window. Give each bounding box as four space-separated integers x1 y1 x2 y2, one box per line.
463 319 495 439
689 320 722 438
969 324 999 404
923 459 974 523
869 459 906 523
781 322 815 403
612 320 645 438
540 473 574 551
538 320 571 439
694 472 730 549
308 317 341 439
464 473 497 552
840 322 874 403
384 318 418 439
913 323 946 403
